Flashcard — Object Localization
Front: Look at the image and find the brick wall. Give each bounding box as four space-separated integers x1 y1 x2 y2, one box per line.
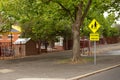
26 40 39 56
0 33 20 43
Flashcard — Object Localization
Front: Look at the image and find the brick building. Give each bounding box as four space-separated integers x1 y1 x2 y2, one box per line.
0 25 21 56
0 25 21 43
13 38 39 56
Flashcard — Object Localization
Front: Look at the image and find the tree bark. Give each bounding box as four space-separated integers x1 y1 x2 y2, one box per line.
72 2 82 62
72 0 92 62
37 40 41 54
72 24 81 62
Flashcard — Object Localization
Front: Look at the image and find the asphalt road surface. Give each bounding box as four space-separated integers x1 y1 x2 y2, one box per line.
80 67 120 80
105 50 120 55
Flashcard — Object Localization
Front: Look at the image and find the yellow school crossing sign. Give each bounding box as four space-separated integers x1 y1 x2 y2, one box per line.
89 19 100 41
89 19 100 33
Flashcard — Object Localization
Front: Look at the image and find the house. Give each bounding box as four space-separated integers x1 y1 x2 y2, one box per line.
13 38 39 56
0 25 21 43
0 25 21 57
54 36 64 51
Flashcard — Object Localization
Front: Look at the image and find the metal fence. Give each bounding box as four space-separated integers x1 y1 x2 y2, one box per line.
0 42 23 60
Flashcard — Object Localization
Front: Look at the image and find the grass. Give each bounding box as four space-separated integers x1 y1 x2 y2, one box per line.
57 57 94 64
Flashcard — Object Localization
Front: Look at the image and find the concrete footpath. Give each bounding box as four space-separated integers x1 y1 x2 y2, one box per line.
0 43 120 80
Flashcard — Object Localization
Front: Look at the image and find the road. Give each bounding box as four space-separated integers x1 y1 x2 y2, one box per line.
103 50 120 56
80 67 120 80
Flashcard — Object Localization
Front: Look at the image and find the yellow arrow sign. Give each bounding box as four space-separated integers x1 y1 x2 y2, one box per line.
89 19 100 33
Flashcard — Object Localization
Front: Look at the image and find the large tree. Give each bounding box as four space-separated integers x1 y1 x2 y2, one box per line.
42 0 92 62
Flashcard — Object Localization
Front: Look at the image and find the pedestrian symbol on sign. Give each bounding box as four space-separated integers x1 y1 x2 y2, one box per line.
95 22 97 28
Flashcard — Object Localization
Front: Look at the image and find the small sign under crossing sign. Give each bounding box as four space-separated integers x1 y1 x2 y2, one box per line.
90 33 99 41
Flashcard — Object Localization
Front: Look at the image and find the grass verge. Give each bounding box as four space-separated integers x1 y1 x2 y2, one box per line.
57 57 94 64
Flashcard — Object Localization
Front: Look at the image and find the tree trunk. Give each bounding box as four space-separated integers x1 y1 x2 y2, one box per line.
37 40 41 54
72 2 83 62
49 40 55 51
72 24 81 62
65 37 68 50
45 41 48 53
72 0 92 62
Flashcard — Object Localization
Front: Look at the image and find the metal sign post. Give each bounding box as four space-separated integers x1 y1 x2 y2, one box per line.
94 41 96 65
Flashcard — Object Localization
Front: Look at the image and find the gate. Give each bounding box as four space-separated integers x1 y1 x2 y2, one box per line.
0 42 15 60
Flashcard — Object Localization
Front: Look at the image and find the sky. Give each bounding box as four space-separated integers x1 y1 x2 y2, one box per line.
104 12 120 24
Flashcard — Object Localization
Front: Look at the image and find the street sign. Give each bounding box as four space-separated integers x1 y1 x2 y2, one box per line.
90 33 99 41
89 19 100 33
88 19 100 65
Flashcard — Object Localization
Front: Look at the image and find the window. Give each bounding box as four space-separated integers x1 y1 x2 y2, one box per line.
0 35 2 40
8 34 14 39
